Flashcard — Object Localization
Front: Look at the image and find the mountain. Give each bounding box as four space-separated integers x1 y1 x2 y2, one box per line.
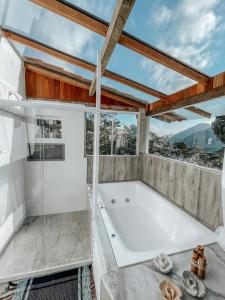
170 123 224 153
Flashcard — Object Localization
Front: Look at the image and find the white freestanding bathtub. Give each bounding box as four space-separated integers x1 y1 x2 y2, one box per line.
98 181 216 268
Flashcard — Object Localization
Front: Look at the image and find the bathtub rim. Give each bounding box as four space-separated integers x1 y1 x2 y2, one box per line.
98 180 217 268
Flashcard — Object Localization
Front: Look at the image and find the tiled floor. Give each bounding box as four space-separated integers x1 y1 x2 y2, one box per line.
0 210 91 283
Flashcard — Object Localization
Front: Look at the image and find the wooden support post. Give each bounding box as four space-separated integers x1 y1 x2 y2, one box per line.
138 108 149 154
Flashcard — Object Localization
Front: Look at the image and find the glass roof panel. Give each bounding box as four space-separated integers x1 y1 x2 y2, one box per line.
194 97 225 117
12 41 152 103
155 97 225 124
3 0 104 64
107 44 195 95
125 0 225 76
0 0 6 24
101 77 154 103
66 0 115 22
12 41 94 80
1 0 225 101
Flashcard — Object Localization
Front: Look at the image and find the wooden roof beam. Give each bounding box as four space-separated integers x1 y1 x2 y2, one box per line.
1 28 166 99
148 72 225 115
185 106 211 118
153 115 173 123
30 0 209 85
24 60 145 108
162 112 187 122
153 112 187 123
89 0 136 96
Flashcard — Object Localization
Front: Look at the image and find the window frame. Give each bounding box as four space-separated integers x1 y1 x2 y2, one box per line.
148 116 225 171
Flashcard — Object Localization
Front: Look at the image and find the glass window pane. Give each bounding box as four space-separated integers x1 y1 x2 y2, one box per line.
99 113 113 155
149 99 225 170
113 114 137 155
107 44 195 95
85 112 137 156
85 112 94 155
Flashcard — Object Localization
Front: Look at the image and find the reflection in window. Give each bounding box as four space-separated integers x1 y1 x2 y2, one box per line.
36 118 62 139
27 143 65 161
149 115 225 170
85 112 137 155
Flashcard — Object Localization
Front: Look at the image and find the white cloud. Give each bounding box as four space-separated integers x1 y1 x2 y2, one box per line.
141 58 194 94
69 0 115 20
29 10 98 63
144 0 223 93
176 0 218 45
153 5 172 24
4 0 108 63
4 0 42 34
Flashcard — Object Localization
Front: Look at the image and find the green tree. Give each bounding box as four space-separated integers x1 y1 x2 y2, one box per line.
85 113 137 155
212 116 225 144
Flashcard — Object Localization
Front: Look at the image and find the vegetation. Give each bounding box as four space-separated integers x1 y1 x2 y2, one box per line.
85 113 137 155
212 116 225 144
149 118 225 170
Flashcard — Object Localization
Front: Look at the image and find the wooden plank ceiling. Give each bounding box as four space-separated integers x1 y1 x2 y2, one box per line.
25 58 145 110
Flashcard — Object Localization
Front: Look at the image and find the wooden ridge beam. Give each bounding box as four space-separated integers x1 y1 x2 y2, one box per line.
30 0 209 85
147 72 225 115
89 0 136 96
24 60 145 108
1 28 165 99
185 106 211 118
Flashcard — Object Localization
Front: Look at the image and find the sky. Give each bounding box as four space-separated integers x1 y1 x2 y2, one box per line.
0 0 225 134
2 0 225 96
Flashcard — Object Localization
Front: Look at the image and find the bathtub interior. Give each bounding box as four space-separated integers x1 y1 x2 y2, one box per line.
98 181 216 267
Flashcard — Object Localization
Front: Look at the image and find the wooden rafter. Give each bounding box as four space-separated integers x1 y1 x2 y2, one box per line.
185 106 211 118
24 59 145 108
30 0 209 85
154 112 187 123
89 0 136 96
147 72 225 115
1 28 166 99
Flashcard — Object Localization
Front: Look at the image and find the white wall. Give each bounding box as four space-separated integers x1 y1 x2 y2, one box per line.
0 111 27 253
0 36 25 97
25 108 89 215
0 36 26 253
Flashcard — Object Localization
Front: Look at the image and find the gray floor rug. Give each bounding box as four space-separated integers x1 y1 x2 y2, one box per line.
0 266 96 300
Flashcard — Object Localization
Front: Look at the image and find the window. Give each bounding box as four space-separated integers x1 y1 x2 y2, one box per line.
149 114 225 170
85 112 137 155
36 118 62 139
27 143 65 161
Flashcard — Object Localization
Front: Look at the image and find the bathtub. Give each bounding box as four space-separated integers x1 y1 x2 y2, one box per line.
98 181 216 268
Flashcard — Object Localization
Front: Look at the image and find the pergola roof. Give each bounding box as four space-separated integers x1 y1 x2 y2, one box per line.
0 0 225 121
